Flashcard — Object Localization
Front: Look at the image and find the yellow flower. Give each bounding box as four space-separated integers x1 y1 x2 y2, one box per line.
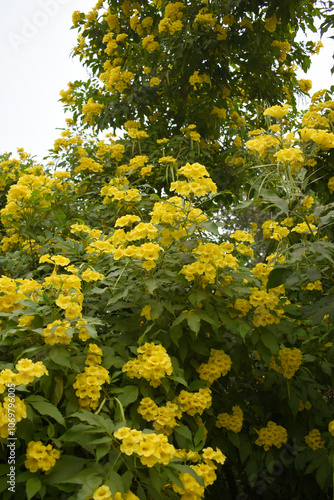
197 349 232 384
141 305 151 320
298 79 312 93
82 98 104 122
123 342 172 387
274 147 304 165
305 429 325 450
81 269 105 282
328 177 334 194
328 420 334 437
255 421 288 451
92 485 113 500
149 77 160 86
264 104 291 119
216 406 243 433
264 14 277 32
142 35 159 53
25 441 60 472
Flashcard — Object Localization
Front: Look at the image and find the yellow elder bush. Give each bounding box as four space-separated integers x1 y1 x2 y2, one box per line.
1 2 334 498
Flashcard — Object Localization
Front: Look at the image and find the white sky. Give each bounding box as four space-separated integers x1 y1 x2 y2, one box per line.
0 0 333 162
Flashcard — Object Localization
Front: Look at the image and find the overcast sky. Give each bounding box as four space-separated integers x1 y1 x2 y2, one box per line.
0 0 333 162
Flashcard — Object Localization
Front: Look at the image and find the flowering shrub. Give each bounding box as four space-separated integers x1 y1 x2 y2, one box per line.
1 1 334 500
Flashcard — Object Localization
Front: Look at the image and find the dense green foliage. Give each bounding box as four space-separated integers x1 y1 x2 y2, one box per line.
1 1 334 500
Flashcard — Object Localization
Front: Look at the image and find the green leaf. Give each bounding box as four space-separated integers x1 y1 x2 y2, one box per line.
306 267 322 281
150 301 163 320
228 431 240 447
260 189 289 215
105 471 124 496
187 312 201 334
116 385 139 407
26 478 41 500
49 347 72 368
256 340 272 364
286 271 302 287
169 463 205 487
170 325 183 346
316 460 332 489
194 425 205 447
245 458 258 486
25 395 65 426
149 468 163 492
266 267 290 289
52 375 64 406
288 391 299 416
172 311 188 327
239 435 252 463
200 221 220 235
321 361 332 376
289 245 308 263
122 470 134 491
305 451 327 474
174 424 193 442
96 441 112 461
265 451 275 474
170 375 188 387
165 468 184 490
83 324 98 339
44 456 87 484
260 330 279 354
145 278 158 294
238 322 252 340
72 410 114 433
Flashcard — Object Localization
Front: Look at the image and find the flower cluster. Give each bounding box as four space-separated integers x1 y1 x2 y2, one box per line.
249 285 283 327
255 421 288 451
189 71 211 90
149 196 207 243
170 162 217 197
197 349 232 384
122 343 173 387
0 359 48 392
328 421 334 437
172 471 205 499
101 178 141 204
298 400 312 411
81 268 105 282
0 276 40 314
43 319 72 345
25 441 61 473
262 220 290 241
0 396 27 438
75 156 104 175
73 345 109 409
216 405 244 433
137 397 182 435
305 429 326 450
174 388 212 416
89 485 139 500
114 427 176 467
172 447 226 499
180 242 238 283
43 269 84 324
270 348 302 379
82 98 104 124
1 173 53 226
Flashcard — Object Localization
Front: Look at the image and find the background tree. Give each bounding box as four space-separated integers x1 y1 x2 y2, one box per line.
0 2 334 500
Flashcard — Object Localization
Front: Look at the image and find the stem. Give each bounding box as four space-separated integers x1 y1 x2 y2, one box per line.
114 397 125 421
94 397 106 415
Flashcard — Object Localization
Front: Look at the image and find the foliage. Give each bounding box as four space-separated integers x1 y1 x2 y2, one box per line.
1 1 334 500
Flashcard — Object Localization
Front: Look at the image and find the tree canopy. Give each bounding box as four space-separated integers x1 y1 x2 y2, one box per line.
1 1 334 500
